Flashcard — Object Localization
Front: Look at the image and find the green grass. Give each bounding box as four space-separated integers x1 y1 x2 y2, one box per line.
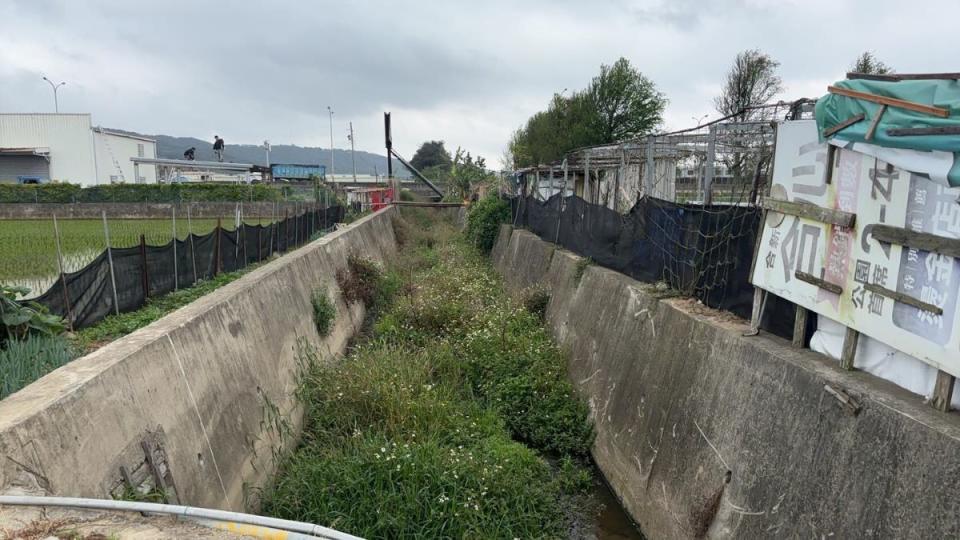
311 288 336 337
0 263 256 400
0 333 75 400
72 265 253 353
262 212 595 538
0 217 275 296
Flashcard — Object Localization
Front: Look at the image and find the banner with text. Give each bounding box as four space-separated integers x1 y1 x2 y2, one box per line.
752 120 960 376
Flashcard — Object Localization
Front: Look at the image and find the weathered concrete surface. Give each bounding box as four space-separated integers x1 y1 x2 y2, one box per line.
0 208 398 512
493 224 960 539
0 201 308 220
0 499 257 539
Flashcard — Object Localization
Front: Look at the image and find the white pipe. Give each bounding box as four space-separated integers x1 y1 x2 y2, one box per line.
0 496 363 540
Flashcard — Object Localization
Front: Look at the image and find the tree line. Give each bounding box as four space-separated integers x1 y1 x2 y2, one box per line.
400 49 894 198
504 50 894 169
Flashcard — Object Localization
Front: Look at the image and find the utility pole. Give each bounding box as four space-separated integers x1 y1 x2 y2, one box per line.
348 122 357 184
327 106 335 183
384 112 392 179
263 140 271 167
42 76 66 113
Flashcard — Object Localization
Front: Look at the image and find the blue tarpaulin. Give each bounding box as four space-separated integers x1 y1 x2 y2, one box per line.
815 79 960 186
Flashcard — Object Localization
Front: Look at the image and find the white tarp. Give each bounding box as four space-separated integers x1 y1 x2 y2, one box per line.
753 119 960 379
810 315 960 407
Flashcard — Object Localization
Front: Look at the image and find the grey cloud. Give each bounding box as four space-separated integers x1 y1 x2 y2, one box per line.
3 0 960 161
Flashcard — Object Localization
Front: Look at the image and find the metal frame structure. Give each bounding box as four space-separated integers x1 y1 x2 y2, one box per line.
130 157 254 184
515 100 814 210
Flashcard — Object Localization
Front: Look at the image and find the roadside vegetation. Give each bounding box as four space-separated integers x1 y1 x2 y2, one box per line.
263 204 596 538
0 264 255 400
0 182 332 204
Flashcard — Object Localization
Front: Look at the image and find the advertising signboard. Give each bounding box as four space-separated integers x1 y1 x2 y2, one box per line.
752 120 960 376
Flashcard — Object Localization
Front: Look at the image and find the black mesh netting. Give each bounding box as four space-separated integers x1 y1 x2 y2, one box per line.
513 195 795 337
31 205 345 329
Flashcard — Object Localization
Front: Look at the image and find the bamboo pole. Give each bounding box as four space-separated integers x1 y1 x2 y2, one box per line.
187 205 198 284
101 211 120 316
172 207 178 291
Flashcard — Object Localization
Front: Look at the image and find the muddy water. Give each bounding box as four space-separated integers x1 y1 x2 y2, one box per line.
592 474 646 540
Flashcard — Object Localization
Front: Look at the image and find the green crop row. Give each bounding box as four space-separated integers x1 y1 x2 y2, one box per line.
0 183 334 204
0 218 273 296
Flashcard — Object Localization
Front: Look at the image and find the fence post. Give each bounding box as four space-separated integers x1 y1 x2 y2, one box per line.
101 211 120 316
645 135 655 198
241 202 248 264
187 205 198 284
704 125 717 205
139 234 149 301
268 203 276 258
554 189 563 244
613 148 623 211
562 160 568 196
214 218 222 276
234 203 241 264
324 192 328 230
172 207 178 291
52 215 74 330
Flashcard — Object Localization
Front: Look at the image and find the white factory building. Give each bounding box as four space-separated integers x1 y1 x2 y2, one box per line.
0 113 157 185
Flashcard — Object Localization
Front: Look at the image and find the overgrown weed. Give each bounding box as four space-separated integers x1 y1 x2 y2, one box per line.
263 210 595 538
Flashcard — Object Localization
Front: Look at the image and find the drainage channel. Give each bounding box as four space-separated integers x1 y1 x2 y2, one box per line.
592 475 646 540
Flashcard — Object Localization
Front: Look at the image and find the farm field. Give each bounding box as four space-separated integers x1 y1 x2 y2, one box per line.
0 217 276 296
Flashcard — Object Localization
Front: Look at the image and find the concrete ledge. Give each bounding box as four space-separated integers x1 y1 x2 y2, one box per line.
493 225 960 539
0 208 398 511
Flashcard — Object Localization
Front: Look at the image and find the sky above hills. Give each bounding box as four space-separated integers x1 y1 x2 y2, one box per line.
1 0 958 166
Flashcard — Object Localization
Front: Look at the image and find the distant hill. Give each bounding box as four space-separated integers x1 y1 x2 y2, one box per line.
107 129 410 177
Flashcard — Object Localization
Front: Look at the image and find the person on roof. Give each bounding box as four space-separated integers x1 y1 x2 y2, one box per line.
183 147 196 160
213 135 225 162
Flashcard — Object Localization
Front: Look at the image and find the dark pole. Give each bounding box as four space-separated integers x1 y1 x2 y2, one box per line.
214 218 222 276
384 112 393 180
139 234 149 301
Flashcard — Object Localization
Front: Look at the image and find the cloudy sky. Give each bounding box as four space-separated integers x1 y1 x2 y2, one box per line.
1 0 957 165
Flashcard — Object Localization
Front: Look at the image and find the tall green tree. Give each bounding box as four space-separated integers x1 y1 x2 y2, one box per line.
508 58 666 168
714 49 783 120
588 57 666 141
410 140 452 172
447 148 493 201
714 49 784 183
851 52 894 75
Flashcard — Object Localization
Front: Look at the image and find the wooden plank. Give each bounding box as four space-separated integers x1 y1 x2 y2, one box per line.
871 224 960 259
795 271 844 295
840 327 859 370
823 114 865 137
762 198 856 228
792 305 808 348
750 288 764 326
931 370 955 412
828 85 950 118
865 105 886 141
744 288 767 337
863 282 944 315
848 71 960 82
887 126 960 137
141 439 168 501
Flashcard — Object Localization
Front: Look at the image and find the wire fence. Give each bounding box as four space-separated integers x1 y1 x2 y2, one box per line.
24 204 345 330
509 100 814 332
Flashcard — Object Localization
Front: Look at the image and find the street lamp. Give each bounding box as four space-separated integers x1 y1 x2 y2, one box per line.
42 76 66 113
327 106 335 181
